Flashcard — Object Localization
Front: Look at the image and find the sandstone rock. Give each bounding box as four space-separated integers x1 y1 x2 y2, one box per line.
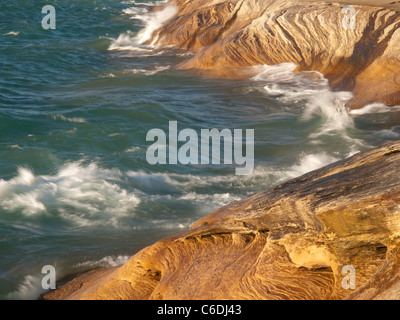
43 141 400 300
154 0 400 108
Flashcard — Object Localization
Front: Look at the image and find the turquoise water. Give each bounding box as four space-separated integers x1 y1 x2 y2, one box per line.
1 0 400 299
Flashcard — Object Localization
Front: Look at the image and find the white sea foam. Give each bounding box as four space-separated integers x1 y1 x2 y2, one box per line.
6 255 131 300
9 144 23 149
177 192 243 210
49 114 86 123
136 5 178 44
108 31 153 51
101 66 170 78
131 220 190 231
240 152 341 191
285 153 340 178
3 31 20 36
126 151 341 203
123 6 149 16
7 275 43 300
73 255 131 269
0 162 141 227
349 103 400 115
125 146 141 153
99 73 117 78
0 151 344 230
109 4 177 51
252 63 356 138
122 0 157 5
128 65 170 76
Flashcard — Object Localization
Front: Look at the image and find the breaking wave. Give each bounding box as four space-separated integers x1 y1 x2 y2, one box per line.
7 255 131 300
0 162 141 228
349 102 400 115
109 3 178 51
252 63 357 142
0 150 342 231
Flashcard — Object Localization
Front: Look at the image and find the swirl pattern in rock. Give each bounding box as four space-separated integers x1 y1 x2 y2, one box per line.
155 0 400 108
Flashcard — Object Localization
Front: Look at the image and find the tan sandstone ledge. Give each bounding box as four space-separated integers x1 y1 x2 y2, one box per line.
150 0 400 109
43 141 400 300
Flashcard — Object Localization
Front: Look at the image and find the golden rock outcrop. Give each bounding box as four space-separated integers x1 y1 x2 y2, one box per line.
44 141 400 300
154 0 400 108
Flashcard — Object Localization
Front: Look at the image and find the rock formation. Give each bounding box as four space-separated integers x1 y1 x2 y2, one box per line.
154 0 400 108
44 141 400 300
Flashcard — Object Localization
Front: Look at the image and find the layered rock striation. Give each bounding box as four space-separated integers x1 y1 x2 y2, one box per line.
154 0 400 108
44 141 400 300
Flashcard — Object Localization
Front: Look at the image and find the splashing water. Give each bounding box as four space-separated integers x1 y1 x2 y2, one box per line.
0 163 141 227
251 63 364 149
109 3 178 50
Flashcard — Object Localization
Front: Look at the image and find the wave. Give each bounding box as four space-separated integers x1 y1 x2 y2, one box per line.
349 102 400 115
127 65 170 75
253 63 355 134
0 162 141 228
125 146 141 153
122 6 149 16
135 4 178 44
108 31 153 52
109 4 177 51
6 275 43 300
251 63 368 155
3 31 20 36
0 149 344 231
375 128 400 139
127 151 341 197
6 255 131 300
48 114 86 123
246 152 342 189
98 65 170 79
72 255 131 270
273 152 340 179
99 73 116 78
121 0 157 5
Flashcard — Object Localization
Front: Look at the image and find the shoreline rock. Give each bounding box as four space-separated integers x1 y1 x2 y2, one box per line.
43 141 400 300
154 0 400 109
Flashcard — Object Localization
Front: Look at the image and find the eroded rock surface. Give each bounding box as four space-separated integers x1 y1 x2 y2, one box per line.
155 0 400 108
44 141 400 300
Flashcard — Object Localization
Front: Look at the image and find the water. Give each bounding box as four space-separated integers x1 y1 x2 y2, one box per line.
1 0 400 299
